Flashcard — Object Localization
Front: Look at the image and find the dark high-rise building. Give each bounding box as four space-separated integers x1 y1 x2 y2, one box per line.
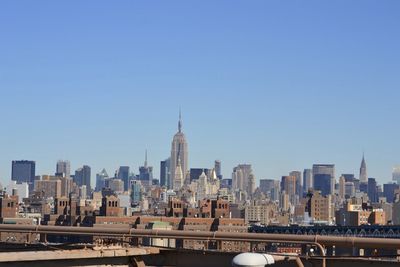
117 166 130 191
368 178 378 203
359 182 368 194
131 180 142 205
259 179 276 195
74 165 91 197
352 179 361 191
96 169 109 192
342 173 356 182
215 160 222 179
190 168 210 182
11 160 36 191
313 174 332 196
139 151 153 188
160 159 168 187
383 183 399 203
342 174 355 182
312 164 335 195
220 178 232 189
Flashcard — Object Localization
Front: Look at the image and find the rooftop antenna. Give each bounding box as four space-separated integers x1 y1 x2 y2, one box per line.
178 107 182 133
144 149 148 168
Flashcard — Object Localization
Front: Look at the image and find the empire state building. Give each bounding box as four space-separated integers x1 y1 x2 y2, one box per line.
170 111 188 190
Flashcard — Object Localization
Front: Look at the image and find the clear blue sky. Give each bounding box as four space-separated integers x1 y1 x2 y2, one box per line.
1 1 399 186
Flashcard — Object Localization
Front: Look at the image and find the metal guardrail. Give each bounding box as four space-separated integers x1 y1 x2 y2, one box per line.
250 225 400 238
0 224 399 249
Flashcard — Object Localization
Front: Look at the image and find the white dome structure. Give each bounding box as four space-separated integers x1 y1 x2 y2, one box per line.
232 253 275 267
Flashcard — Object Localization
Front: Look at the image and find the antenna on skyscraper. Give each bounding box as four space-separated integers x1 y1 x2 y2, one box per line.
144 149 148 168
178 107 182 133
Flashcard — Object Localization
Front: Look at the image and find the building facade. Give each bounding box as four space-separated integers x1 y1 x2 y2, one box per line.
303 169 312 194
280 175 296 205
312 164 335 196
170 112 188 190
56 160 71 178
360 155 368 184
11 160 36 191
74 165 91 197
95 169 109 192
117 166 130 192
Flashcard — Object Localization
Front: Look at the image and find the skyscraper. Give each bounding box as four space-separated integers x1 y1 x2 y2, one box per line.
280 175 296 205
232 164 253 192
56 160 71 178
359 154 367 184
11 160 36 191
392 166 400 184
383 183 399 203
303 169 312 194
139 150 153 188
342 174 355 182
74 165 91 197
170 111 188 190
313 174 332 196
174 158 184 190
247 173 256 197
56 160 72 197
312 164 335 196
131 180 142 205
117 166 130 191
259 179 276 195
339 175 345 201
368 177 378 203
259 179 280 201
96 169 109 192
189 168 211 182
160 159 168 187
215 160 222 179
289 171 302 197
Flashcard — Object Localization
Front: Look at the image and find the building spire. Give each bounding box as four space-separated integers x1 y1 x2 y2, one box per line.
361 152 366 167
360 152 367 183
178 108 182 133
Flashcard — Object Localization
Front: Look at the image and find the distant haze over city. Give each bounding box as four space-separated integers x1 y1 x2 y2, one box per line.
0 1 399 185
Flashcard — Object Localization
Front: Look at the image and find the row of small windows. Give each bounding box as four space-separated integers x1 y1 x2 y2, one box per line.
108 201 118 207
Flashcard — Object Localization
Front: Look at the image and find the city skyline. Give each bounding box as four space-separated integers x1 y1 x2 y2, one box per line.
1 1 400 185
0 113 398 187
